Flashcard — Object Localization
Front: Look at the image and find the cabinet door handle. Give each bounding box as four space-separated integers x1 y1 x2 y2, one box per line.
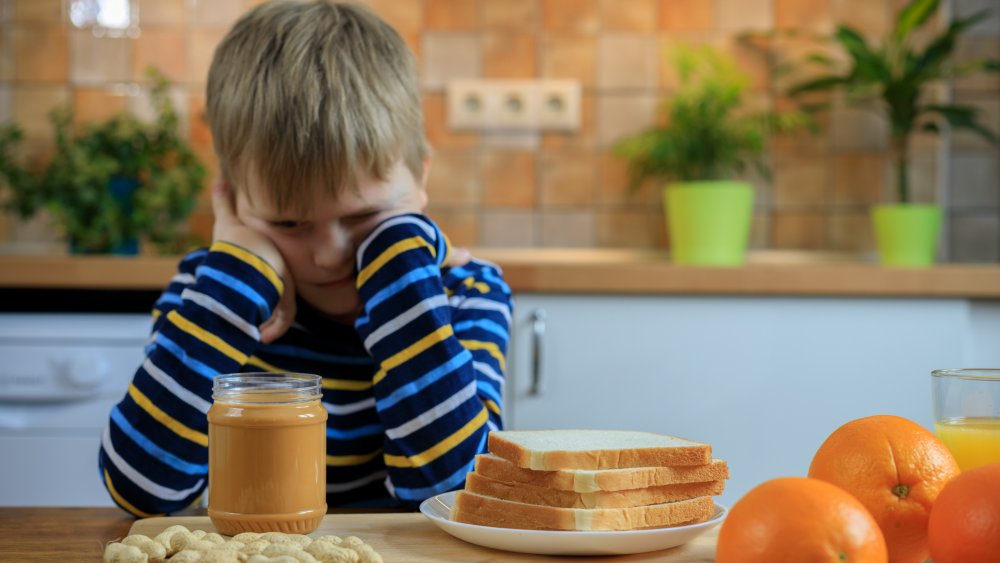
529 309 546 396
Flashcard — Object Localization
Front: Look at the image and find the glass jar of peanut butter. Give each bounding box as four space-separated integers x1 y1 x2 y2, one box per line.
208 373 327 535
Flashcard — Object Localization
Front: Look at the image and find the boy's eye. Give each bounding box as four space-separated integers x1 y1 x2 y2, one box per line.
270 220 306 229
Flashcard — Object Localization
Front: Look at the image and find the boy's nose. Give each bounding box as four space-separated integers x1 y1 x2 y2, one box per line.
312 223 354 269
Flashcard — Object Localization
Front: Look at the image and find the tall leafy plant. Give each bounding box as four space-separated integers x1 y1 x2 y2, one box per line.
787 0 999 204
614 44 807 190
0 68 205 254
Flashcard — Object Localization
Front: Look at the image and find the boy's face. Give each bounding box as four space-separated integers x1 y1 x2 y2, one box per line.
236 159 428 322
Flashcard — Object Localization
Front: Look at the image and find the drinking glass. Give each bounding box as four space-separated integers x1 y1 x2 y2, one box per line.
931 368 1000 471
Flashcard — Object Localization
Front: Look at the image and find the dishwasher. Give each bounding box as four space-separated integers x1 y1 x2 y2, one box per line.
0 310 152 506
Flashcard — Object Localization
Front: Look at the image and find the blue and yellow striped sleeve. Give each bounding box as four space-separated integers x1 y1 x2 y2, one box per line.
98 242 283 516
353 214 512 507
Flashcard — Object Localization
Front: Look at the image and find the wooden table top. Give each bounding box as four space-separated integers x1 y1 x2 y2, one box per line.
0 507 137 562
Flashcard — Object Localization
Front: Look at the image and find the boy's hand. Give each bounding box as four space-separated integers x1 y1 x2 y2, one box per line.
211 179 296 344
443 247 472 269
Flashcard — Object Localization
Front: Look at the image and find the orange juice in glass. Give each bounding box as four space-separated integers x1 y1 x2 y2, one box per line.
931 368 1000 471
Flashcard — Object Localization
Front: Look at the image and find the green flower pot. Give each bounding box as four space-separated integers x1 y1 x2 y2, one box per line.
664 181 754 266
871 204 941 267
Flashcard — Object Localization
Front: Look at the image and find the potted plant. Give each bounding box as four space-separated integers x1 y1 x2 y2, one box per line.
0 68 206 254
785 0 999 266
614 45 807 266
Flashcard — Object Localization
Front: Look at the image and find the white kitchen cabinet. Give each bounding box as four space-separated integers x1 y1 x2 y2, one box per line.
504 293 1000 506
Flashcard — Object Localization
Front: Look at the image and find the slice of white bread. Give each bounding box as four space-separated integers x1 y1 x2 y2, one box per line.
488 429 712 470
474 453 729 492
465 471 726 509
452 491 716 531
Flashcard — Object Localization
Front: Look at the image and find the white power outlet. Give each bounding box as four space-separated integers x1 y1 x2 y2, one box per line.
446 79 581 131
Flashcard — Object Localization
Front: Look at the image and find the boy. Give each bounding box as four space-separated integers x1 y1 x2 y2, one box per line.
99 0 511 515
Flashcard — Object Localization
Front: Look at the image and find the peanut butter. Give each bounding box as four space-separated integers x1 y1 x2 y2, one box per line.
207 373 327 535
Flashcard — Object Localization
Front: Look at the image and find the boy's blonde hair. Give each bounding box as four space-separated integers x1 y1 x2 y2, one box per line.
206 0 428 212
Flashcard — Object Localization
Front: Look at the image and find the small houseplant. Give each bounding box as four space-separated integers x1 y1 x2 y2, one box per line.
785 0 999 266
614 44 807 266
0 68 205 254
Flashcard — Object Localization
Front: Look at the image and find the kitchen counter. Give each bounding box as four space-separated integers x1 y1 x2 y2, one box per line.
2 249 1000 298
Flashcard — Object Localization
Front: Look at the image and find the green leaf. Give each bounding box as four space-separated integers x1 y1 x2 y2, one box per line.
895 0 939 41
787 75 849 96
912 10 993 78
924 104 999 143
834 26 889 82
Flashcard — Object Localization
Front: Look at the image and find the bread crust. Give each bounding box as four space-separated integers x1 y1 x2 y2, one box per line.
474 454 729 492
487 430 712 470
465 472 726 509
452 491 716 531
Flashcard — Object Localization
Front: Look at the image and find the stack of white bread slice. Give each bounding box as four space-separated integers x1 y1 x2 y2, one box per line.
451 429 727 531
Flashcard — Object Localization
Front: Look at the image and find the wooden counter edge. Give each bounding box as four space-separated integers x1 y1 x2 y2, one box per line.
2 252 1000 298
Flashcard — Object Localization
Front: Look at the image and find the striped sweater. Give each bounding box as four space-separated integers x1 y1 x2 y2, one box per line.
99 214 512 515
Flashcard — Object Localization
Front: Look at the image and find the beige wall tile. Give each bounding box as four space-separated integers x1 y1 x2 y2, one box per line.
716 0 772 31
832 153 887 206
483 0 539 30
950 213 1000 262
600 0 656 32
542 94 597 151
597 209 659 247
599 150 661 207
659 0 713 31
14 26 67 82
906 147 939 204
542 0 600 34
596 92 659 148
11 85 69 139
365 0 424 31
830 104 889 151
128 85 190 138
423 32 482 90
540 151 598 207
951 151 1000 208
541 34 597 86
0 85 9 123
482 131 540 150
832 0 889 36
482 151 537 208
12 0 61 23
72 87 128 127
70 31 131 84
0 27 13 81
775 0 831 30
132 28 186 83
771 211 829 249
423 92 479 149
425 0 480 30
137 0 186 26
427 150 482 207
484 33 537 78
190 0 244 27
749 210 769 249
829 212 874 252
598 34 657 89
540 211 596 246
773 155 831 207
480 209 537 246
188 28 227 84
426 208 480 247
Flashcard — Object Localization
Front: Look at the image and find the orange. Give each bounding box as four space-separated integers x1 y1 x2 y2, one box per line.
716 476 887 563
928 463 1000 563
808 414 960 563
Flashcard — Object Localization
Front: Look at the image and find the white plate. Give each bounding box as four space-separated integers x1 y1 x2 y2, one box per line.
419 491 727 556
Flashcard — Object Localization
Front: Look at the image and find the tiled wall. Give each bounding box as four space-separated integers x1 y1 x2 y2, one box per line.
0 0 998 260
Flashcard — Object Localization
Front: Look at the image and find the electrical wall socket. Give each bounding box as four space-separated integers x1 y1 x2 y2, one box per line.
446 79 581 132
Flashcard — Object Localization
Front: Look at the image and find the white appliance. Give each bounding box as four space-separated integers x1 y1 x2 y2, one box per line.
0 313 151 506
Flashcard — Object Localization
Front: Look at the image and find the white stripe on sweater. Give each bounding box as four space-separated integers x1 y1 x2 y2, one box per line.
324 397 375 416
473 361 504 386
103 427 205 501
384 380 478 440
143 358 212 414
362 293 450 351
181 288 259 340
326 470 388 493
450 296 512 324
356 215 436 269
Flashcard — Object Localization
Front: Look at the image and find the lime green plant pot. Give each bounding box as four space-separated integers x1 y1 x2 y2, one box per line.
871 204 941 267
664 181 754 266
